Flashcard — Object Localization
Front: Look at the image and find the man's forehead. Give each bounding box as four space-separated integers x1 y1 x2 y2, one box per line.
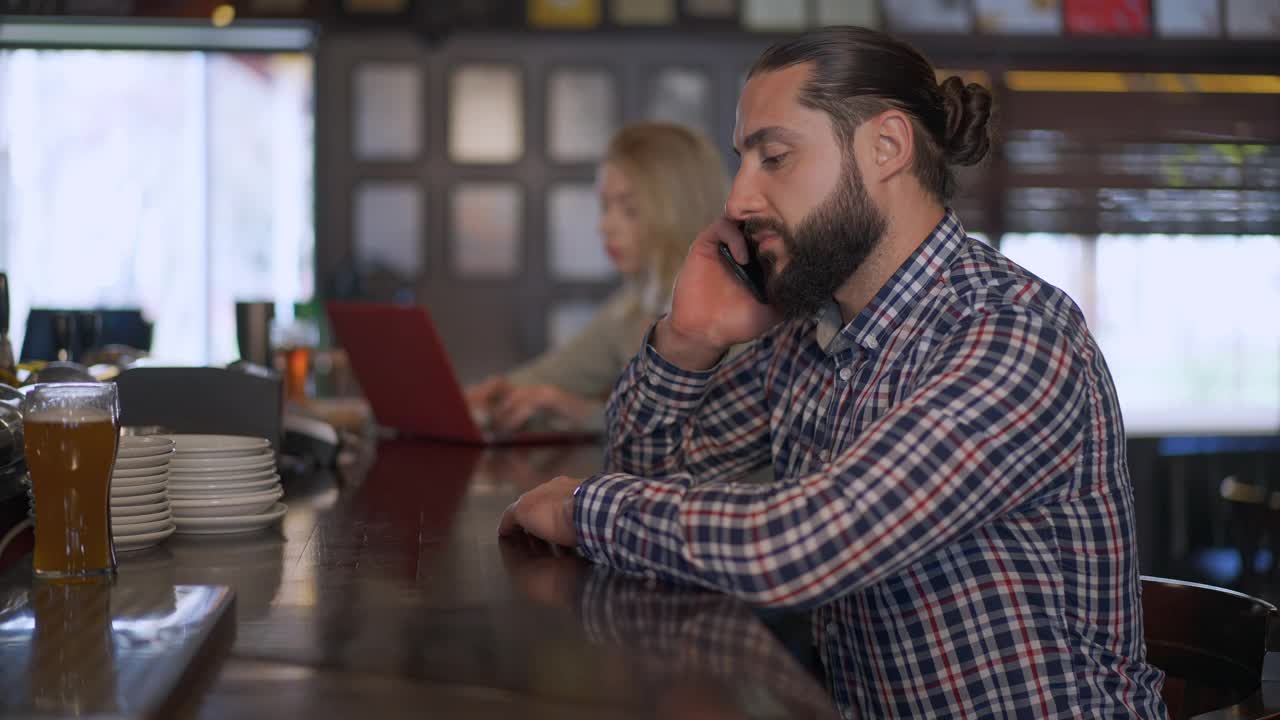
734 63 813 145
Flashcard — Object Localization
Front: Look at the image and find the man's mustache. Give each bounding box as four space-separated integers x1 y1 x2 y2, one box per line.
739 217 789 249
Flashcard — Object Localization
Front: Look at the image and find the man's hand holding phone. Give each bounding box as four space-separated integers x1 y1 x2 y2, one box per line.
653 218 781 371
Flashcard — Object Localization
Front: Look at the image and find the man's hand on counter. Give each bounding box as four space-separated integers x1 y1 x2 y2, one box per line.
498 475 580 547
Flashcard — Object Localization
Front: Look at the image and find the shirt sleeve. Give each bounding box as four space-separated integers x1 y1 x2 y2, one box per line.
576 305 1088 609
601 322 776 483
507 290 637 400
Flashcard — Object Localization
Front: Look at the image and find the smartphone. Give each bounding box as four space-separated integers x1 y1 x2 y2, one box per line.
718 242 769 304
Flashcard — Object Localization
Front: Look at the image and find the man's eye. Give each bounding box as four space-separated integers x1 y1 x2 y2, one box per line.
762 153 788 169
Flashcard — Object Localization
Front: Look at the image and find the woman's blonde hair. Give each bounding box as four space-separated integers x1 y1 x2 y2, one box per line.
604 123 727 312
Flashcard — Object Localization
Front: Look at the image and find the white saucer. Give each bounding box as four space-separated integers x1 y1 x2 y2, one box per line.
113 508 171 525
117 436 176 459
114 453 172 471
111 489 167 507
168 455 275 473
113 465 173 479
115 523 175 551
167 475 279 496
112 500 169 517
111 479 167 497
112 517 172 535
169 487 282 517
163 434 271 454
112 471 169 488
168 467 276 484
173 502 287 535
176 443 271 458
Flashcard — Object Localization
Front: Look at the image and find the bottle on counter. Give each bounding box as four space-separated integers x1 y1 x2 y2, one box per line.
0 274 18 388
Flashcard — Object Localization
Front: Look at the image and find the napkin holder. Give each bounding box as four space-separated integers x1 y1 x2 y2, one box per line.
115 367 282 446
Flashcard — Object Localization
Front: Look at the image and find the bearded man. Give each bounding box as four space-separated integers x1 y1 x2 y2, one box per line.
500 26 1168 720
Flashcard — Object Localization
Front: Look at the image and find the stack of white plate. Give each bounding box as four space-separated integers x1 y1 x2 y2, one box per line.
112 435 176 552
164 434 287 535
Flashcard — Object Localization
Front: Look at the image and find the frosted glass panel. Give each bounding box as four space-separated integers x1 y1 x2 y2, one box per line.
1156 0 1222 35
548 69 617 163
353 63 421 160
548 300 599 349
452 183 522 276
549 184 613 281
648 68 711 137
611 0 676 24
816 0 879 26
974 0 1063 33
743 0 807 29
449 65 523 164
1225 0 1280 37
884 0 973 32
354 181 424 275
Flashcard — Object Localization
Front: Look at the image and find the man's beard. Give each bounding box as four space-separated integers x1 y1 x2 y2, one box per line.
742 162 887 321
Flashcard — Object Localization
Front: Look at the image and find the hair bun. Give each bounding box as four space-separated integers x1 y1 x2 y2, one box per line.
939 76 992 166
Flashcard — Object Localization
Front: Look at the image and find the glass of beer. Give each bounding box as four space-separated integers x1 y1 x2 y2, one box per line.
272 317 318 403
22 383 120 582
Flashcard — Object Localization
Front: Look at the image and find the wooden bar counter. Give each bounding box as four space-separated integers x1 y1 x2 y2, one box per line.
1 440 838 719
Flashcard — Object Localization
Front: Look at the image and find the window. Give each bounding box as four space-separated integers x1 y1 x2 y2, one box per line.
353 181 424 277
1002 233 1280 435
352 62 422 161
448 65 523 164
647 68 712 139
450 183 523 277
0 48 314 365
547 68 616 164
547 184 612 281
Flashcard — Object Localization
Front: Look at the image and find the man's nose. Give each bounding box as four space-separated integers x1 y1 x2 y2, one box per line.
725 167 767 221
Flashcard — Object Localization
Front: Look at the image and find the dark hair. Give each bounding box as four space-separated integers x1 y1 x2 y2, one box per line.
748 26 992 203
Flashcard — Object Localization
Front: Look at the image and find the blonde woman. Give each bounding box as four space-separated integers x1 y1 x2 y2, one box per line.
467 123 727 433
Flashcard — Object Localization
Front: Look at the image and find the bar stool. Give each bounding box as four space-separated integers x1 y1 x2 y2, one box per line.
1220 476 1273 593
1141 575 1280 719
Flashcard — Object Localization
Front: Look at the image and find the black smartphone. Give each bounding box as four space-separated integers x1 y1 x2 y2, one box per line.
718 242 769 305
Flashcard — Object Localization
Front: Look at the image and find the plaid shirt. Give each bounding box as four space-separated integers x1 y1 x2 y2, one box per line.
574 210 1167 719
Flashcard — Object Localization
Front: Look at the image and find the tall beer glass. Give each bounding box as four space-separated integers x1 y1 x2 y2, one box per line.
23 383 119 581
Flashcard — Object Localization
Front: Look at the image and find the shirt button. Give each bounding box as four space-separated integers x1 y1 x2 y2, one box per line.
826 622 837 635
838 367 852 381
819 450 830 463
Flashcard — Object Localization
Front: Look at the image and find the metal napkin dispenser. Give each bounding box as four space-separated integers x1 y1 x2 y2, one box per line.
115 366 282 446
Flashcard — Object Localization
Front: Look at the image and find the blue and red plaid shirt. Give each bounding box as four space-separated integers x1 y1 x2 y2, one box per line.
574 210 1167 718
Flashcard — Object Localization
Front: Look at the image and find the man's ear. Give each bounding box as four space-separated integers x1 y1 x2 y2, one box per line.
862 109 915 183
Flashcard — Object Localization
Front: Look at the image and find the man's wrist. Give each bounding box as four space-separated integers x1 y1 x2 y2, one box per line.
653 317 727 371
564 484 581 543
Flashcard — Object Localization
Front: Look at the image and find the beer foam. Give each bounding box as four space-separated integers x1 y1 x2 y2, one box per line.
25 407 114 424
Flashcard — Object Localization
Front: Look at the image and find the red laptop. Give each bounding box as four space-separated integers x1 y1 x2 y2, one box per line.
326 302 599 445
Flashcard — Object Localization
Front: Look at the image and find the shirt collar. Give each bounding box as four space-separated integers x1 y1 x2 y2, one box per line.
814 209 967 356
